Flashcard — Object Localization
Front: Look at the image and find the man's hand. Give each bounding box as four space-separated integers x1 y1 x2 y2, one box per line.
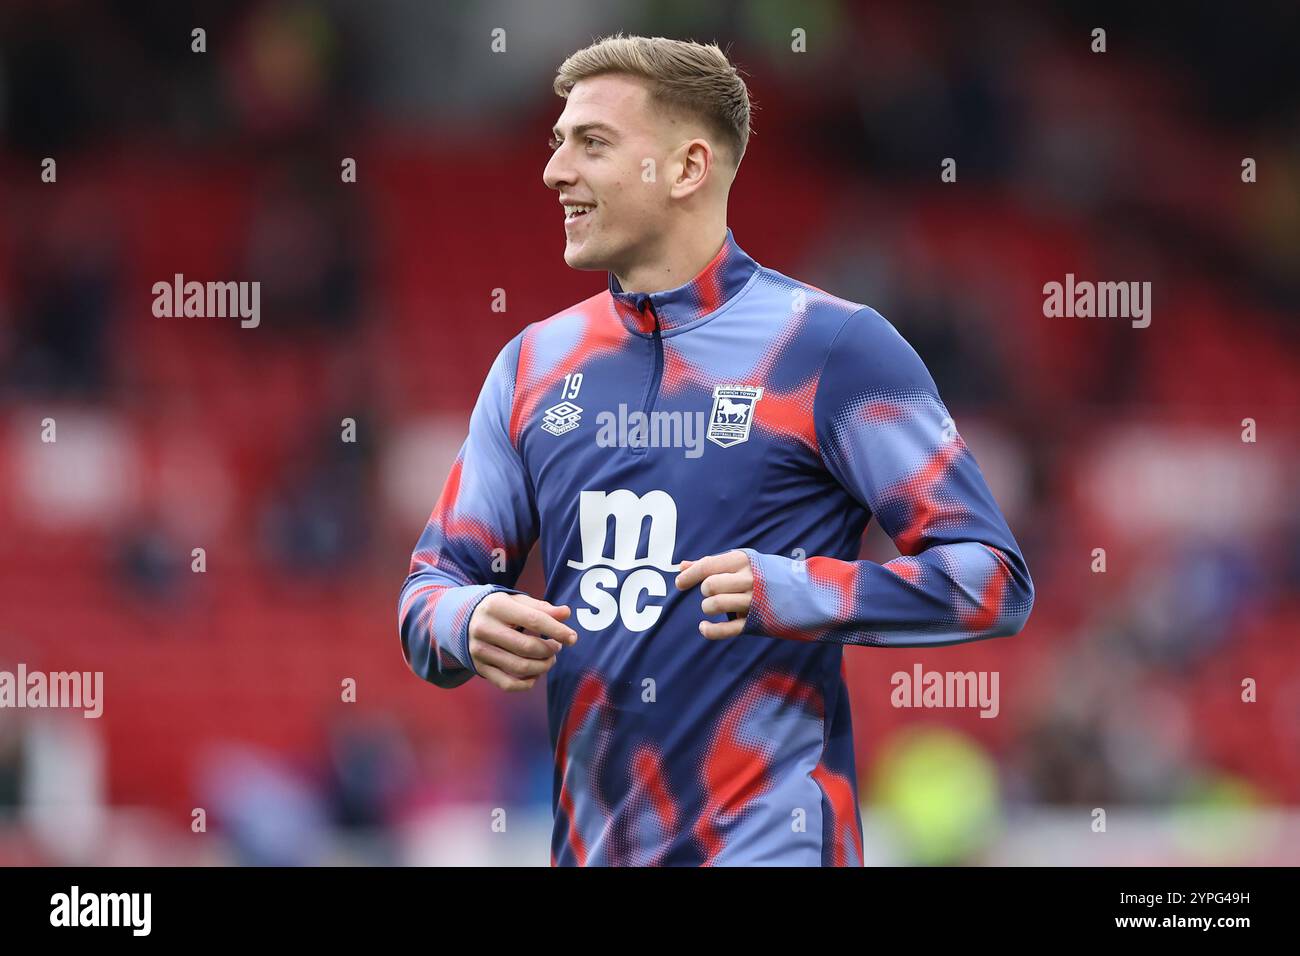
468 593 577 692
674 549 753 640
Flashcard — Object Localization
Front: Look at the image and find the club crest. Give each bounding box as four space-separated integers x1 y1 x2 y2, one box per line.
707 385 763 448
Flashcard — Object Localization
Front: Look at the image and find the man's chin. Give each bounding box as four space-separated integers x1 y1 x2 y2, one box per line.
563 240 609 272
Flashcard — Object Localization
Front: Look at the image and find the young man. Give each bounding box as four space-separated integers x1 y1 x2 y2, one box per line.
398 34 1033 866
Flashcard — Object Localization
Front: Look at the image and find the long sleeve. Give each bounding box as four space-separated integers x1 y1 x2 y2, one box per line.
741 306 1034 647
398 331 539 688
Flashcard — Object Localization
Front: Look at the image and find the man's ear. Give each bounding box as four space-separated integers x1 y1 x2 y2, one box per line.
670 139 713 198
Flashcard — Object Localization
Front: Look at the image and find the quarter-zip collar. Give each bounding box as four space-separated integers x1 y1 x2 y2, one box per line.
608 227 759 335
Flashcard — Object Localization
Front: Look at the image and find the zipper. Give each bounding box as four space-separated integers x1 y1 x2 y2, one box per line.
632 297 663 456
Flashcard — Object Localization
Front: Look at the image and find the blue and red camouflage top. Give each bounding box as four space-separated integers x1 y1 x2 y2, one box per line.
399 228 1034 866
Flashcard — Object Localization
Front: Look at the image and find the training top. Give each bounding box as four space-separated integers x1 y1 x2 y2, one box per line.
398 228 1034 866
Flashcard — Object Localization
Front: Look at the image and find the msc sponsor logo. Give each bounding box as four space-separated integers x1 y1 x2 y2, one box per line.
567 489 680 632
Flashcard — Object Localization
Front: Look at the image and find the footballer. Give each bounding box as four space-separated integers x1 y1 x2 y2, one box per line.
398 34 1034 866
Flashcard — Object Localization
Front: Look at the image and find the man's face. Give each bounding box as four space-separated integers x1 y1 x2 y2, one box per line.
543 74 674 274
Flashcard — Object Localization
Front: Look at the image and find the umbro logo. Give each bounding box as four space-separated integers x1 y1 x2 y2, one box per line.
541 401 583 436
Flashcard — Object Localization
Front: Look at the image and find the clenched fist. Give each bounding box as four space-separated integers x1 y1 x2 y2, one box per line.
468 592 578 692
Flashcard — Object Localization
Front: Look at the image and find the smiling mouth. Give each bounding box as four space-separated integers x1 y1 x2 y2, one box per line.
564 203 596 222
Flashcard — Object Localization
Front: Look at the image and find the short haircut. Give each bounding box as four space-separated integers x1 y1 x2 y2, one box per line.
553 33 754 167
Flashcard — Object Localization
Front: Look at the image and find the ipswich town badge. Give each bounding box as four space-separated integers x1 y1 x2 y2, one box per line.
707 385 763 448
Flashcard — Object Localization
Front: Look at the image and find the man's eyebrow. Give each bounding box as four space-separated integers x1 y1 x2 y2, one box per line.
551 121 620 140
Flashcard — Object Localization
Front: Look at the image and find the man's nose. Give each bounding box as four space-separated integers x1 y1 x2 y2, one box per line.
543 145 574 191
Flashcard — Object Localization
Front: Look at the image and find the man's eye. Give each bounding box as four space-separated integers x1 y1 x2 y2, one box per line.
547 136 561 151
585 137 604 149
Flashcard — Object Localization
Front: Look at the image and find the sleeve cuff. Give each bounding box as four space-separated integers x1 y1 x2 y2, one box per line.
740 547 797 638
447 584 525 678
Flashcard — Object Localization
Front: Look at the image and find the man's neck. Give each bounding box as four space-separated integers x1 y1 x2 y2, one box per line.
613 222 728 293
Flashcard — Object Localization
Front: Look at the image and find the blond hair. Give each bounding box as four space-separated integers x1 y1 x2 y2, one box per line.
553 33 754 167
